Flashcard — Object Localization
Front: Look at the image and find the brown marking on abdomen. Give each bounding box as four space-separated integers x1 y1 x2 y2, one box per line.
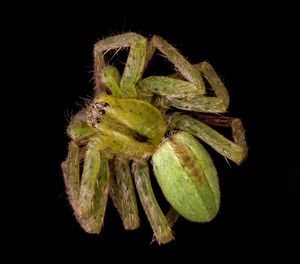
169 137 204 185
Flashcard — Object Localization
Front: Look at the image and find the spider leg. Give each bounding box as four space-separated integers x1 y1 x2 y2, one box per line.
195 61 229 108
75 137 110 234
110 157 140 230
119 36 147 98
100 66 122 98
169 113 248 165
166 207 180 227
132 160 174 244
143 35 205 93
62 137 110 234
61 141 80 211
140 61 230 113
93 33 148 97
166 62 230 112
139 76 200 98
67 110 96 143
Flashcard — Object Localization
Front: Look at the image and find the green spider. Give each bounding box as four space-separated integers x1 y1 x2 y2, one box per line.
61 33 248 244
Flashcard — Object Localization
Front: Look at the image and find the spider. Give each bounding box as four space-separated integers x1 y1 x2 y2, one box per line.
61 33 248 244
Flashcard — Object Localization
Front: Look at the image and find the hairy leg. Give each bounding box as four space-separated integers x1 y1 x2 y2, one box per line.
78 143 110 233
61 141 80 211
166 207 180 227
143 35 205 93
93 33 147 97
132 160 174 244
62 136 110 234
195 62 229 108
100 66 122 98
169 113 248 165
110 157 140 230
140 61 230 113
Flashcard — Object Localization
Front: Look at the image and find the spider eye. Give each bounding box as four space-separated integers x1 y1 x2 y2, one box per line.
94 103 101 110
99 109 105 115
96 117 101 123
102 102 110 108
94 102 109 110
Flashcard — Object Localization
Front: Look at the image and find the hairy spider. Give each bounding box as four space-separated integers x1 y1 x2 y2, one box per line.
61 33 248 244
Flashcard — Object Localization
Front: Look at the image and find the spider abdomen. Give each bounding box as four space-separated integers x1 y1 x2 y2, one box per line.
152 131 220 222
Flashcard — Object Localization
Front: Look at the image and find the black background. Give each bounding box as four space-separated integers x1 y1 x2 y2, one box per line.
8 2 298 260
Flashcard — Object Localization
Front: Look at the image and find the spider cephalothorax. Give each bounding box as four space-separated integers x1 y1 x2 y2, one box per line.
84 94 166 159
62 33 248 244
